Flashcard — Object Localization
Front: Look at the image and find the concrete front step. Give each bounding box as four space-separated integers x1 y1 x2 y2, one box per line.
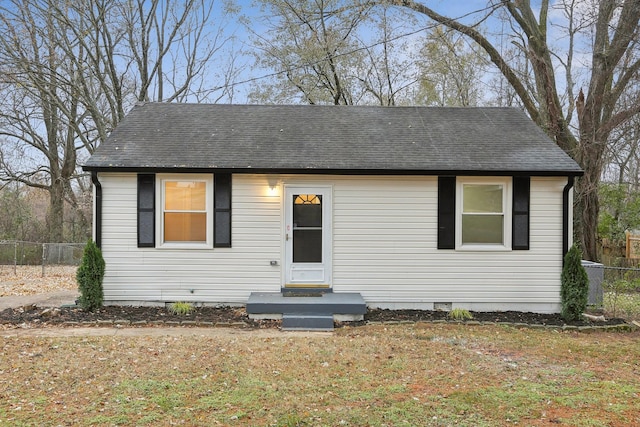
282 313 335 331
246 292 366 318
280 287 333 297
247 292 366 330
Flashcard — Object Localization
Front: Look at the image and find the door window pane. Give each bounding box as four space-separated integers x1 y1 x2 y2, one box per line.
293 194 322 262
293 194 322 227
293 204 322 228
293 230 322 262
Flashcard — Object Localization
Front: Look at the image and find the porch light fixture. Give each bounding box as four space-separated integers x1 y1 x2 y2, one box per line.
266 175 279 196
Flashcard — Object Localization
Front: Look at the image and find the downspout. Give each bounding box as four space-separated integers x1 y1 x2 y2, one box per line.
91 171 102 248
562 176 575 265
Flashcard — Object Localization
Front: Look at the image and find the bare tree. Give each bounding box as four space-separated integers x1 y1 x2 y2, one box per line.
415 25 489 106
248 1 429 105
0 3 84 242
248 0 376 104
119 0 233 103
0 0 237 242
599 96 640 249
604 93 640 189
389 0 640 261
352 6 420 105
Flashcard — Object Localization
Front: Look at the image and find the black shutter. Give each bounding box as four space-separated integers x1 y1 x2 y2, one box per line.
137 174 155 247
214 173 232 247
438 176 456 249
512 176 530 250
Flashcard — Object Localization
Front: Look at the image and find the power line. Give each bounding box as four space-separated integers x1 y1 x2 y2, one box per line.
211 2 502 94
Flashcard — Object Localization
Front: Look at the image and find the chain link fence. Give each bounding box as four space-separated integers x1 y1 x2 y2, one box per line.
0 240 84 276
580 258 640 320
600 256 640 286
597 259 640 319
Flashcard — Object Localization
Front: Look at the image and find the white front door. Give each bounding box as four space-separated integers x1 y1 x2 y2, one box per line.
284 186 332 287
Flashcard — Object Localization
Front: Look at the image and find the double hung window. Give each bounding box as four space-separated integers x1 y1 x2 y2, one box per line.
162 179 209 244
438 176 529 251
137 173 231 249
460 181 508 246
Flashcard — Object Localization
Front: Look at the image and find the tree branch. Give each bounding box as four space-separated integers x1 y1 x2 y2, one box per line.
390 0 540 123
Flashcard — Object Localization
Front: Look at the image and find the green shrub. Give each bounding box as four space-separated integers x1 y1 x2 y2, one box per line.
168 302 194 315
561 244 589 321
448 308 473 321
76 239 105 311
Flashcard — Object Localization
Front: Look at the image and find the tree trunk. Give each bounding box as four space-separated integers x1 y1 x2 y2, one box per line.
47 179 64 243
574 175 600 262
574 113 608 261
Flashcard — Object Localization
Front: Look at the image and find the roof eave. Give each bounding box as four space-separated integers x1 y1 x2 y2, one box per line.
82 164 584 177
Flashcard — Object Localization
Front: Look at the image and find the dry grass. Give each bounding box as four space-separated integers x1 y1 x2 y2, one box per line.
1 266 639 425
0 265 77 297
1 324 639 426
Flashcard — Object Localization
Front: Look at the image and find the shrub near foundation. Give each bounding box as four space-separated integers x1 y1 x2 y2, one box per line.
168 302 194 315
448 308 473 321
561 244 589 322
76 239 105 311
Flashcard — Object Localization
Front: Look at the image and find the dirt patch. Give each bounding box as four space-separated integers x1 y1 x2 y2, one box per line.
0 305 628 329
0 266 630 329
361 308 628 327
0 305 278 329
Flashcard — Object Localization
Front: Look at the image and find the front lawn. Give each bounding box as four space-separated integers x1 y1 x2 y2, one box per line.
1 324 638 426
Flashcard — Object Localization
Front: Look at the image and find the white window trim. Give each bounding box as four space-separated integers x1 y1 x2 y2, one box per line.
455 177 512 251
156 174 214 249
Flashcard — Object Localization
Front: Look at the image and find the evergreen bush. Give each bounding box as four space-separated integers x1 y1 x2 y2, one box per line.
561 244 589 321
76 239 105 311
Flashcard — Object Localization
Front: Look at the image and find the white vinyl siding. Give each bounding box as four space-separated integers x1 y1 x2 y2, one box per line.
99 173 281 304
331 176 564 312
97 173 567 312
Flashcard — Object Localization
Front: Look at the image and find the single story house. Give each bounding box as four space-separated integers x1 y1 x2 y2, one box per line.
83 103 583 322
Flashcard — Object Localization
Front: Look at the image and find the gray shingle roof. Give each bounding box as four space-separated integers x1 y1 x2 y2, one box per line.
83 103 582 175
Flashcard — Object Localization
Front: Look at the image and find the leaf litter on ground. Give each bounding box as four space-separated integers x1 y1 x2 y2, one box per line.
0 265 77 297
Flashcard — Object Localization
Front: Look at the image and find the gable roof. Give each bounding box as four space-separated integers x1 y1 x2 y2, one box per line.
83 103 582 176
